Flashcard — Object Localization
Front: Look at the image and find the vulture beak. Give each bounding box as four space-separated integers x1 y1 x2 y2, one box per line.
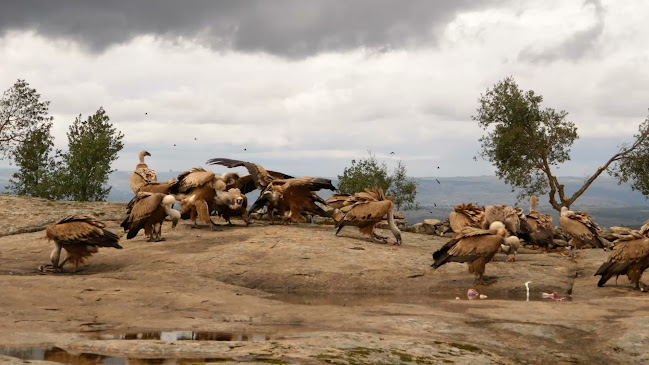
144 151 151 156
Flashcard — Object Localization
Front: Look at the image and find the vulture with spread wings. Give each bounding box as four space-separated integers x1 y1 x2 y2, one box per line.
560 207 607 249
206 158 293 194
248 177 335 223
207 158 331 224
431 222 516 284
329 187 402 245
121 193 180 241
42 215 122 272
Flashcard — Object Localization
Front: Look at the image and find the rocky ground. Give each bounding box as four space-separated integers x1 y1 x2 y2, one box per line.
1 194 649 364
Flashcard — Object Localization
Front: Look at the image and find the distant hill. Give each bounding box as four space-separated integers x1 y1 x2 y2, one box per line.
1 168 647 227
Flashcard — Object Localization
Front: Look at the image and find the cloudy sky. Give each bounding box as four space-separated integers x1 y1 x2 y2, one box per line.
1 0 647 178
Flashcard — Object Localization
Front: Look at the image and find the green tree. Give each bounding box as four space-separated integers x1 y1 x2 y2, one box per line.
337 152 392 194
0 79 54 159
59 107 124 201
474 76 649 211
7 122 61 198
387 160 419 211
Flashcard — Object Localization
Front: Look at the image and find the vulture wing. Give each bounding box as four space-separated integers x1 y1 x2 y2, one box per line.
136 167 157 183
46 215 121 248
122 193 165 239
336 200 393 229
268 170 294 180
560 212 604 247
448 235 503 261
326 193 352 209
170 168 215 193
527 211 553 229
595 238 649 286
275 177 336 192
206 158 277 189
639 219 649 237
432 227 502 268
234 174 258 195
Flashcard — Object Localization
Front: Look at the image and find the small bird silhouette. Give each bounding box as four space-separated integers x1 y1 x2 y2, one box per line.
390 152 395 154
437 166 440 169
145 112 148 115
244 148 247 151
434 203 437 207
194 138 197 140
435 179 440 184
173 144 176 147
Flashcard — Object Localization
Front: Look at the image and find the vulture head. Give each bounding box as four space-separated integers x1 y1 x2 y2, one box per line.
560 206 570 216
209 178 227 191
221 172 240 188
216 188 246 210
394 229 402 245
489 221 508 237
162 194 180 228
262 190 283 204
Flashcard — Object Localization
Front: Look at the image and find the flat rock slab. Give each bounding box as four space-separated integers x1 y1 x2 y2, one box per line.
1 196 649 364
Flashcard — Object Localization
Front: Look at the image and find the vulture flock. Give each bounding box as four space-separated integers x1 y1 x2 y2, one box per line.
41 150 649 292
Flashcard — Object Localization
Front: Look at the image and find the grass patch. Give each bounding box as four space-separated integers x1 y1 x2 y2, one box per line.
256 359 289 365
391 350 413 362
450 343 482 353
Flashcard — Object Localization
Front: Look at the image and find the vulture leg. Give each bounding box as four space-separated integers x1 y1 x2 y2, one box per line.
57 256 70 270
269 210 275 225
44 243 64 272
242 210 250 226
371 230 389 244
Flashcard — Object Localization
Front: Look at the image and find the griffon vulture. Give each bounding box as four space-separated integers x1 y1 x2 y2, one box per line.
594 232 649 290
482 205 520 234
248 177 335 223
332 187 402 245
514 207 554 249
129 150 158 193
449 203 485 232
560 207 607 249
43 215 122 272
431 221 514 284
526 196 553 230
211 188 250 226
121 193 180 241
169 167 226 229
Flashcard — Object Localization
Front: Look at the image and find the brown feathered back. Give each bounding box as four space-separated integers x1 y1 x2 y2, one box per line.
46 215 121 267
449 203 485 232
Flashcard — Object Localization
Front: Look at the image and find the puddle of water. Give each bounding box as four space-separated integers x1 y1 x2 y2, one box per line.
268 292 572 305
95 330 269 341
0 346 232 364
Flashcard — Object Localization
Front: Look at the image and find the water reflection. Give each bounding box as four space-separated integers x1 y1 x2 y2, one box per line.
268 291 571 305
97 331 269 341
0 346 234 364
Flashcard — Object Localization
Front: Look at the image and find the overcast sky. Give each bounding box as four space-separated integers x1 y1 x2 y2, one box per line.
1 0 648 178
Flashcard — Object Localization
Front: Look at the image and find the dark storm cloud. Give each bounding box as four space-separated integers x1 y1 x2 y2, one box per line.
518 0 605 63
0 0 491 57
